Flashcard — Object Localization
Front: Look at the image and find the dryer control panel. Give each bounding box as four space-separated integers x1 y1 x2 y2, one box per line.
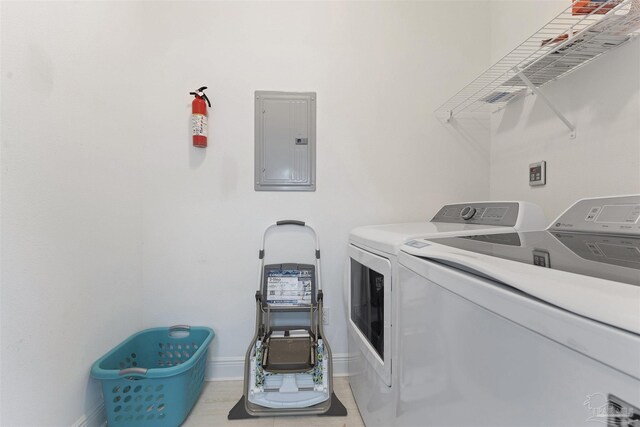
550 195 640 236
431 202 520 226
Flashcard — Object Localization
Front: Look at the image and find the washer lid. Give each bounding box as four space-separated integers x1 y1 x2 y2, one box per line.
415 231 640 286
349 222 514 255
402 231 640 334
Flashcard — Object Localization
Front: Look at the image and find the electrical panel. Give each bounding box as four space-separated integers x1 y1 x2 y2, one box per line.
255 91 316 191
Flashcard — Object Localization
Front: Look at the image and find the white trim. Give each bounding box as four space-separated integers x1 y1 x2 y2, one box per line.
331 352 349 377
206 356 245 381
205 353 349 381
71 402 106 427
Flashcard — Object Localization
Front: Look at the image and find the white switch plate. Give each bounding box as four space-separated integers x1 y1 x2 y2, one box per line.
322 307 330 325
529 161 546 186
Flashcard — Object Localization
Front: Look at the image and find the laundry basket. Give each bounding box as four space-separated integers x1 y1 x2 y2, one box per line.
91 325 214 426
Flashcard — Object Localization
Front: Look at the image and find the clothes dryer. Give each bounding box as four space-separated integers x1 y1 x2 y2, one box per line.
346 202 548 427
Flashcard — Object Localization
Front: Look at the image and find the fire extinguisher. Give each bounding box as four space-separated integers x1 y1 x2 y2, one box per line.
190 86 211 148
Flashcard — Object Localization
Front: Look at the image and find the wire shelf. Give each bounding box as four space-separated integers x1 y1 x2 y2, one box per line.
436 0 640 120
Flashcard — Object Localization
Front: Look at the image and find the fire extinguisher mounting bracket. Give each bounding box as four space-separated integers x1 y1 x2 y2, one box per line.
190 86 211 108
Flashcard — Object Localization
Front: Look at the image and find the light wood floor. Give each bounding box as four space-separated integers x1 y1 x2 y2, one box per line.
183 377 365 426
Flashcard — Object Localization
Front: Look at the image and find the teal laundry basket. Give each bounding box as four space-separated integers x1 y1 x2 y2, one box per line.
91 325 214 426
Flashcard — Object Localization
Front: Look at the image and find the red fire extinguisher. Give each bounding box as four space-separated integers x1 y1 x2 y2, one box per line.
190 86 211 148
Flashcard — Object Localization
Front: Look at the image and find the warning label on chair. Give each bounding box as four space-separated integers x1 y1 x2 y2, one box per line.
266 270 312 306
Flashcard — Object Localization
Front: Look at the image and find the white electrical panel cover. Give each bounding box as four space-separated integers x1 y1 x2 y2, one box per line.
255 91 316 191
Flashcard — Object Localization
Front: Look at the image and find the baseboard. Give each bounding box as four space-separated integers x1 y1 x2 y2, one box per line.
206 353 349 381
206 356 245 381
71 402 106 427
331 352 349 377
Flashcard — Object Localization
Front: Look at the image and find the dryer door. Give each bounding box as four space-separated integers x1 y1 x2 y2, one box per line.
348 244 392 386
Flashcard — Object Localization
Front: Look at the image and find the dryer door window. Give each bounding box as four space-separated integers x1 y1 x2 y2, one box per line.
348 244 392 386
351 259 385 359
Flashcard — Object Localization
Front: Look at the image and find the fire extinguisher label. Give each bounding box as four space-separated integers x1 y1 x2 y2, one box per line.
192 114 208 137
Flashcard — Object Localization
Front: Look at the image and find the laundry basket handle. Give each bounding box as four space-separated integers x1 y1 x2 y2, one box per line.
168 325 191 338
118 367 148 377
276 220 305 227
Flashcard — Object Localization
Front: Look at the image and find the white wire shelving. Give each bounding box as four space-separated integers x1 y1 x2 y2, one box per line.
436 0 640 138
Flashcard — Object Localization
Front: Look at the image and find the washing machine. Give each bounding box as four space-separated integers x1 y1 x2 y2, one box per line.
346 201 548 427
397 195 640 426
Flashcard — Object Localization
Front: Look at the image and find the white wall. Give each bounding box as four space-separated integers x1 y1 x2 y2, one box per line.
1 2 148 425
139 0 491 370
489 0 640 221
0 1 492 425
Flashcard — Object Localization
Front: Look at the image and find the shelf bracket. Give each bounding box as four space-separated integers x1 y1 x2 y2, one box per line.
514 68 576 139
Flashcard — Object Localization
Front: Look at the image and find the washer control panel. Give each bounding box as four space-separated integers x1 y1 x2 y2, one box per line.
549 195 640 235
431 202 520 226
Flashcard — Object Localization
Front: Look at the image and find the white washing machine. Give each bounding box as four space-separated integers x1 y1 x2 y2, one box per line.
397 195 640 426
346 201 548 427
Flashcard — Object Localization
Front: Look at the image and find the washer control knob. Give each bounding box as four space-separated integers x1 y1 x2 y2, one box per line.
460 206 476 220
